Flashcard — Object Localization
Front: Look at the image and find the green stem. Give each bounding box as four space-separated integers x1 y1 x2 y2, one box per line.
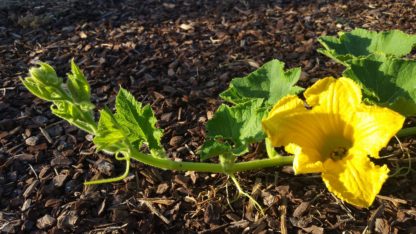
129 148 294 173
265 138 278 158
230 174 264 215
397 127 416 138
84 156 131 185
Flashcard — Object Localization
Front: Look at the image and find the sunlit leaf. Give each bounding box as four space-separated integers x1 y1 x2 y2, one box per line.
343 54 416 116
94 108 127 152
318 28 416 64
21 78 54 101
219 59 303 106
114 88 164 153
67 59 92 105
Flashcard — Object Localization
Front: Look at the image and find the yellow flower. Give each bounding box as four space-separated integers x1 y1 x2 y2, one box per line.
262 77 405 208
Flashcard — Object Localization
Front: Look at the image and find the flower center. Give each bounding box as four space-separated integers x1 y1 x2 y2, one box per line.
321 135 352 161
329 146 348 160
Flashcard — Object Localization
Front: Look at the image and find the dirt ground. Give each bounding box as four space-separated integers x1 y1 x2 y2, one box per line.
0 0 415 233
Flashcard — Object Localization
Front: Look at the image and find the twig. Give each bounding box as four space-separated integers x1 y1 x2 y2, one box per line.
141 200 170 224
365 203 385 233
184 144 195 156
89 223 128 233
0 153 33 170
0 86 15 96
45 120 65 129
28 164 39 180
376 195 407 205
279 196 287 234
39 127 52 143
198 223 228 234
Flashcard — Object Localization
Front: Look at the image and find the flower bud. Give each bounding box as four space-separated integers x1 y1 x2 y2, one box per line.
29 63 62 87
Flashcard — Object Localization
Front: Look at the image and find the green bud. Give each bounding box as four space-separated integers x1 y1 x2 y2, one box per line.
29 63 62 87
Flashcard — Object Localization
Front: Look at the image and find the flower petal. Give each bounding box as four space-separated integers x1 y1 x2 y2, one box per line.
262 95 332 148
304 77 362 121
352 105 405 157
263 95 339 173
321 152 389 208
286 144 324 174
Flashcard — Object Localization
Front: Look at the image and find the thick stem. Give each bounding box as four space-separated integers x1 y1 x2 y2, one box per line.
129 148 294 173
397 127 416 138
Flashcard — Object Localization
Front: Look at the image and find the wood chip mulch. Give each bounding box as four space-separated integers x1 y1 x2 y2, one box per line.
0 0 415 233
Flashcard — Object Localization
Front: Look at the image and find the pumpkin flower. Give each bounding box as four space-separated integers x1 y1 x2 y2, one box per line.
262 77 405 208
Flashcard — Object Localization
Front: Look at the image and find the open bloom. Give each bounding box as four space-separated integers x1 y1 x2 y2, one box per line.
262 77 405 207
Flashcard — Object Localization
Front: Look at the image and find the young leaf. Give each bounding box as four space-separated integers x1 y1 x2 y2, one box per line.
21 78 55 101
318 28 416 64
67 59 92 104
94 108 127 152
200 99 267 160
219 59 303 107
114 88 164 153
50 101 80 122
343 54 416 116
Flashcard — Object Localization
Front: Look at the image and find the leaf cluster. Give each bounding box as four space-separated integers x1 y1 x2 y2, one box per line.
200 60 303 160
318 28 416 116
22 61 166 184
21 60 96 133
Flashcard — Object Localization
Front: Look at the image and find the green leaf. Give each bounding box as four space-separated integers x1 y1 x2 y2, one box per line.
219 59 303 106
114 88 164 153
51 101 81 122
201 99 267 160
67 59 92 105
318 28 416 64
21 78 54 101
343 54 416 116
94 108 127 152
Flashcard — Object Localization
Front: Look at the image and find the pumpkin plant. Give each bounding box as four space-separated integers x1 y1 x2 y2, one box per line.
22 28 416 208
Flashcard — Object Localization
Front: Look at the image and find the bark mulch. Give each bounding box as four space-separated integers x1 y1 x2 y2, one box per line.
0 0 415 233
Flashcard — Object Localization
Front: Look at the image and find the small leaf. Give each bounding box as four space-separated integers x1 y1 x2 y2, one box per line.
93 108 127 152
50 101 80 122
343 54 416 116
318 28 416 64
202 99 267 160
219 59 303 106
114 88 164 152
21 78 54 101
67 59 92 104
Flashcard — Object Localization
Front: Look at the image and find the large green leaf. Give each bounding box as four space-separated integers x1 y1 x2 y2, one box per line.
219 59 303 107
343 54 416 116
114 88 164 153
200 99 267 160
318 28 416 64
